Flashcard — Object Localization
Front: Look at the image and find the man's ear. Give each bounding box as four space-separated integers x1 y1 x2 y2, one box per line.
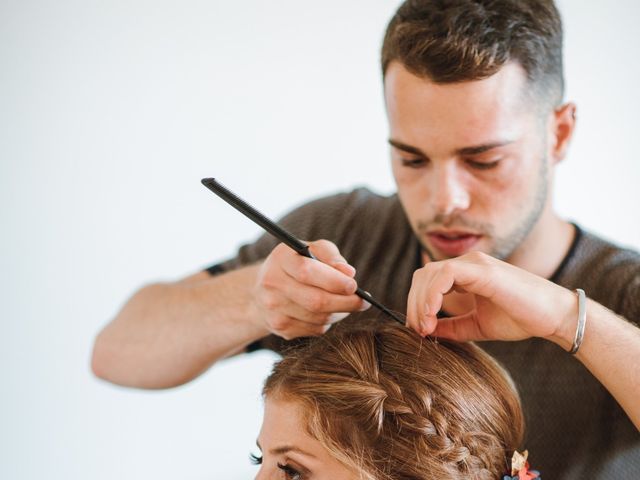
549 102 577 164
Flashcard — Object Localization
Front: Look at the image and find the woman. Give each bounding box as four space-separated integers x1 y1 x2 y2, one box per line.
252 322 539 479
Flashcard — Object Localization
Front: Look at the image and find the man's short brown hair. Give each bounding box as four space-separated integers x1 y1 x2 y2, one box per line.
381 0 564 108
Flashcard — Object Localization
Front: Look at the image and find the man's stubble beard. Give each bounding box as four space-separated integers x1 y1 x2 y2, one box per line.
416 154 549 263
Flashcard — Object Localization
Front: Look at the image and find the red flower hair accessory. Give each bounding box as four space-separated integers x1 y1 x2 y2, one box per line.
502 450 541 480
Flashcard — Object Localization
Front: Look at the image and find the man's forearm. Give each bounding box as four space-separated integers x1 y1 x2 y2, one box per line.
551 298 640 429
91 264 268 389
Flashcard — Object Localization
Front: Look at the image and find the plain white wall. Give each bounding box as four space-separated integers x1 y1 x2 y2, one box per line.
1 1 638 479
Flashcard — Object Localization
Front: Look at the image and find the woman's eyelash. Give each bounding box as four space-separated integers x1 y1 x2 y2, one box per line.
250 454 303 479
277 462 303 479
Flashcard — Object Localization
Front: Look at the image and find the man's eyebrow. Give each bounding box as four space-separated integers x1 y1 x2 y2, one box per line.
255 439 317 459
455 141 514 155
388 139 426 156
388 138 514 157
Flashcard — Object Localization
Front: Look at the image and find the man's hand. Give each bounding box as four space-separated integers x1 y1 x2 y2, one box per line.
250 239 370 340
406 251 577 350
407 250 640 429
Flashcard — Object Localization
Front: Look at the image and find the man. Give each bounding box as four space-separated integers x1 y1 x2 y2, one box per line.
92 0 640 477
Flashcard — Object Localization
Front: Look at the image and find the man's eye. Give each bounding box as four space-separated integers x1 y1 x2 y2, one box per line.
249 453 262 465
401 157 426 168
466 159 501 170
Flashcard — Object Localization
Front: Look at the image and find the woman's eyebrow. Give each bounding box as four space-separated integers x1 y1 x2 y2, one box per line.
256 439 318 459
269 445 317 458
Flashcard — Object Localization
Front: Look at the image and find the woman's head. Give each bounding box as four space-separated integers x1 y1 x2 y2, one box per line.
255 322 524 479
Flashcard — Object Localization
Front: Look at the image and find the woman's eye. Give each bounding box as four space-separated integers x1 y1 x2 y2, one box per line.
277 462 303 480
466 159 501 170
249 453 262 465
401 157 426 168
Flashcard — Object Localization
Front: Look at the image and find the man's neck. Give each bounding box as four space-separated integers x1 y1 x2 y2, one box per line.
505 211 575 279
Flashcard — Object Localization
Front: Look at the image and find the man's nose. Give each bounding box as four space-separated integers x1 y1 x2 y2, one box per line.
431 163 470 217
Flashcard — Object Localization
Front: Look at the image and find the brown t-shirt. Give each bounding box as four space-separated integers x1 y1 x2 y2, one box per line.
208 188 640 479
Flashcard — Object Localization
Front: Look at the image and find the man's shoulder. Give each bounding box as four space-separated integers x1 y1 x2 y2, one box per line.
558 225 640 320
289 186 401 216
572 227 640 273
280 186 406 239
215 187 408 274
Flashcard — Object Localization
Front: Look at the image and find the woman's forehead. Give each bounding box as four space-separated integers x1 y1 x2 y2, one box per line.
258 398 315 452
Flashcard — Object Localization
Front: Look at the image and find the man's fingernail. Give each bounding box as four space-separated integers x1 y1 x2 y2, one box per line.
328 312 349 323
424 304 430 316
359 300 371 311
421 320 430 336
344 280 357 294
335 261 356 276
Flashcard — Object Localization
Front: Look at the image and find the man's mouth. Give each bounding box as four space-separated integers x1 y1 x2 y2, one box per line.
426 230 483 257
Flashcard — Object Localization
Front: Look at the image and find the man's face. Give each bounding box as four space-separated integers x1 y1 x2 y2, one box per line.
384 61 551 261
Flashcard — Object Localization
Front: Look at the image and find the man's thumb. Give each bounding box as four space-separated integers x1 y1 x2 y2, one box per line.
432 312 484 342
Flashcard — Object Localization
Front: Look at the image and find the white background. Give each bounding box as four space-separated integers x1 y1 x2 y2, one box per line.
1 1 639 478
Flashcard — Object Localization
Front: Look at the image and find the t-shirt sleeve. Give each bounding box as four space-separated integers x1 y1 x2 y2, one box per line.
559 229 640 327
204 189 369 273
587 244 640 326
614 260 640 326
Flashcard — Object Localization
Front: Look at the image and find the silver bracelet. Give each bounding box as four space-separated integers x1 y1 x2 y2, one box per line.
569 288 587 354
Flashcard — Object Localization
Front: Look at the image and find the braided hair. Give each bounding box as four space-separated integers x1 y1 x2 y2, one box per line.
264 322 524 479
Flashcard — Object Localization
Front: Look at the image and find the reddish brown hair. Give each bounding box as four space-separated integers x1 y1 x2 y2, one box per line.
264 323 524 479
381 0 564 108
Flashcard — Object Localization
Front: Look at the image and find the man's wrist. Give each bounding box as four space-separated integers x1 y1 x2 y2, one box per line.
246 294 271 338
545 287 580 351
200 264 271 352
